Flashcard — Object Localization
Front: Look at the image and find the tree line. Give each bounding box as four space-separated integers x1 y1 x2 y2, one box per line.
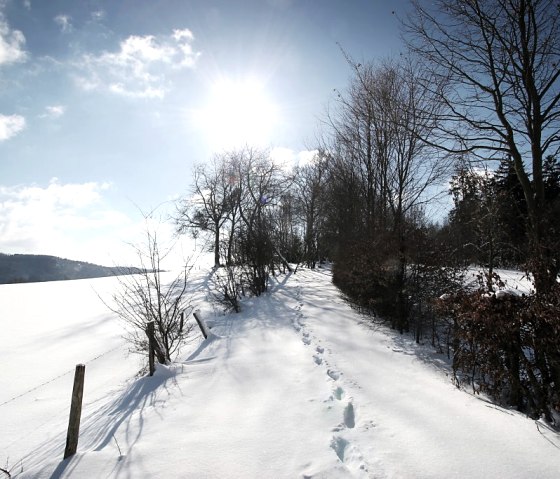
174 0 560 426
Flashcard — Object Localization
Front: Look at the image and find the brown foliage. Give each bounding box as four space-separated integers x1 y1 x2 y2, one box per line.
440 287 560 425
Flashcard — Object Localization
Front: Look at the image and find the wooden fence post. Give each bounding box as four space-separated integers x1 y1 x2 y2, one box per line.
64 364 85 460
147 321 155 376
193 311 210 339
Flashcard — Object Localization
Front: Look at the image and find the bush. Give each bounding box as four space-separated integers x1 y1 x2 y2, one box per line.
106 227 195 365
212 265 243 313
441 287 560 425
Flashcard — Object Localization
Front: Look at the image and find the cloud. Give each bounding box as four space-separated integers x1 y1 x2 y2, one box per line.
54 14 72 33
270 147 319 170
270 147 295 169
296 149 319 168
74 29 201 99
0 179 137 265
39 105 65 119
22 0 31 10
0 114 25 140
0 18 26 65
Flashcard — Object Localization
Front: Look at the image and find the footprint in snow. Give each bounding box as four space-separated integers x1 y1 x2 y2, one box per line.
330 436 368 474
302 336 312 345
333 386 344 400
330 436 349 462
343 402 355 429
327 369 341 381
313 354 323 365
316 345 324 354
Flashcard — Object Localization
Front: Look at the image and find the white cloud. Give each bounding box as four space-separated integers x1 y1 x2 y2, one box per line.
54 14 72 33
0 179 138 265
22 0 31 10
297 149 319 168
0 19 26 65
270 147 319 171
40 105 65 119
0 114 25 140
109 82 164 99
270 147 295 168
173 29 194 42
74 29 201 98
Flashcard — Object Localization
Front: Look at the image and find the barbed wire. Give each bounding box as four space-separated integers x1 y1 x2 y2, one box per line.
0 343 124 408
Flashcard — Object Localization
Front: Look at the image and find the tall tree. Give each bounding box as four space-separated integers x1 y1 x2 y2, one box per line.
234 147 293 292
175 155 237 267
293 150 329 267
494 155 528 266
448 165 503 290
404 0 560 293
324 57 452 330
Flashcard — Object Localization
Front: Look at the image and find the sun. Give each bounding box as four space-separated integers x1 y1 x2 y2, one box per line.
198 76 278 149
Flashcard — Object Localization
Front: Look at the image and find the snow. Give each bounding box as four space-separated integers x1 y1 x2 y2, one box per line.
1 267 559 478
464 267 535 295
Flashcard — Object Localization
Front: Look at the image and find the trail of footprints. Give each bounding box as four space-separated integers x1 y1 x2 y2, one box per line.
293 287 372 476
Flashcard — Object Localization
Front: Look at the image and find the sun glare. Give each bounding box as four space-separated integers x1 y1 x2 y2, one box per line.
198 76 278 148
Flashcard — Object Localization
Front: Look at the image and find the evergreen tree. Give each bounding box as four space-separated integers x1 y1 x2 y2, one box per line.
494 156 527 267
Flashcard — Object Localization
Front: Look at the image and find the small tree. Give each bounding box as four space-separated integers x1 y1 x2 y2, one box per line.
108 224 195 365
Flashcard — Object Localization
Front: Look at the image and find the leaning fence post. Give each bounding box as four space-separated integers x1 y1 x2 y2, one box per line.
193 311 210 339
147 321 155 376
64 364 85 460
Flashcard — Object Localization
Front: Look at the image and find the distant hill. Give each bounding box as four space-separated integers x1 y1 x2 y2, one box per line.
0 253 140 284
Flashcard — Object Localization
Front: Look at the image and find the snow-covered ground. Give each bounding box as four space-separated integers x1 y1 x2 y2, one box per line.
464 267 535 295
1 267 559 478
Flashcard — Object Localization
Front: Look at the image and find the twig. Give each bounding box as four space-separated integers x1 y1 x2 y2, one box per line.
0 467 11 478
535 421 560 450
112 434 123 457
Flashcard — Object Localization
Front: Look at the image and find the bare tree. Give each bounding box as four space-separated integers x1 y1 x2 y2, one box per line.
293 150 329 267
175 155 237 267
234 146 294 293
326 56 452 331
327 60 382 234
107 224 195 365
404 0 560 293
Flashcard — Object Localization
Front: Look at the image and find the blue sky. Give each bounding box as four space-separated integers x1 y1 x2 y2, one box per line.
0 0 407 265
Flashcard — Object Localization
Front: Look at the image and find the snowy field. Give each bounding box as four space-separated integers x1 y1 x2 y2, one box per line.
1 267 559 478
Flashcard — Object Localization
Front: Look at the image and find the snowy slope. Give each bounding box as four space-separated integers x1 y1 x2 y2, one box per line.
1 268 559 478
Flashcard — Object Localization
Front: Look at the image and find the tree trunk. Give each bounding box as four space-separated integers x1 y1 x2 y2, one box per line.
214 221 220 267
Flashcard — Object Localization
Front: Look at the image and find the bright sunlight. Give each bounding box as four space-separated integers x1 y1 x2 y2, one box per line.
196 76 278 148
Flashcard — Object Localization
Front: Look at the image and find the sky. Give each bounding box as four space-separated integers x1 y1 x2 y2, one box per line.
0 0 408 266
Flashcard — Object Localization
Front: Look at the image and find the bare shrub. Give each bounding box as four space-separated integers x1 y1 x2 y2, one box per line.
106 226 196 365
212 265 243 313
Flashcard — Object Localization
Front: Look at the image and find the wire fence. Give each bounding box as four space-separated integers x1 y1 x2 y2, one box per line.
0 344 123 409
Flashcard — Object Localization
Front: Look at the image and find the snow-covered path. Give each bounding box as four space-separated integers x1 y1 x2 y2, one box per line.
288 269 560 478
5 268 560 478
